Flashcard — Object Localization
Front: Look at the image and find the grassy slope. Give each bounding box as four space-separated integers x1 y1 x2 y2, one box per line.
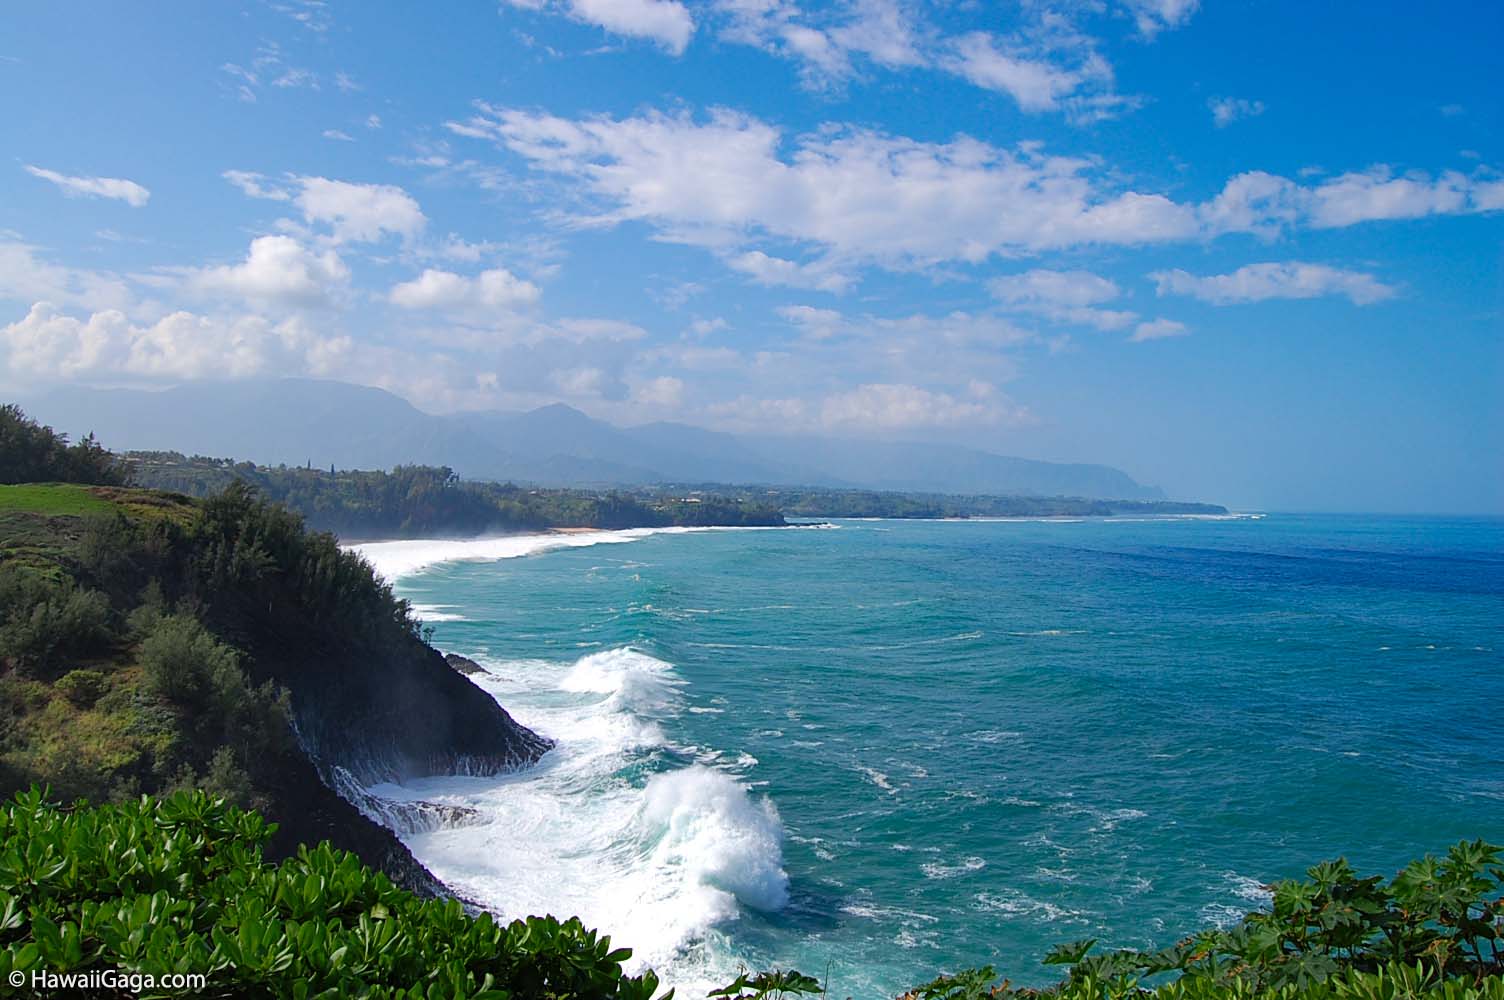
0 486 199 801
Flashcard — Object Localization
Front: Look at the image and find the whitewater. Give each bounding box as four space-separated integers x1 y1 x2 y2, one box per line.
352 527 796 992
347 516 1504 997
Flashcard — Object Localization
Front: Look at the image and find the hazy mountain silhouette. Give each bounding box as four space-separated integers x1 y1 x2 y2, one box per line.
18 379 1167 500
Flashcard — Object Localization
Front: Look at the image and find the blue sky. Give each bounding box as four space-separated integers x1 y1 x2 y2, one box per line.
1 1 1500 511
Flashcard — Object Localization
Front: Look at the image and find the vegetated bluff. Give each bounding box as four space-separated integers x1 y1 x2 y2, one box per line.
0 403 549 891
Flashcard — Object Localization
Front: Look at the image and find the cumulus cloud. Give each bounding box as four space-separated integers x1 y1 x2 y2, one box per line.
1130 318 1188 342
1209 97 1265 127
223 172 427 243
0 301 349 380
295 177 427 243
1150 262 1398 305
452 107 1499 278
504 0 694 53
24 166 150 207
1305 167 1471 228
988 269 1136 330
388 267 542 313
450 105 1200 269
183 236 349 308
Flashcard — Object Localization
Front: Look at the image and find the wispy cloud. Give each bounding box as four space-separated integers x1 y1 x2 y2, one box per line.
1151 262 1398 305
24 166 150 207
1209 96 1265 127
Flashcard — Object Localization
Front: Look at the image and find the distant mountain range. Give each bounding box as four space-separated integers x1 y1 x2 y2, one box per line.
18 379 1170 500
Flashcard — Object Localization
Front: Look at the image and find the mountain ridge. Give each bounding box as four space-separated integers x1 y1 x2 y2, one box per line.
19 378 1171 501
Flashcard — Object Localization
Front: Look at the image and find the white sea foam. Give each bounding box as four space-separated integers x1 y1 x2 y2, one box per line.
364 644 787 994
921 856 987 879
409 603 467 622
974 889 1080 923
348 526 784 584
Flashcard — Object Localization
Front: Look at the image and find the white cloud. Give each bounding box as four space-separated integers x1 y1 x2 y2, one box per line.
222 170 291 201
24 166 150 207
184 235 350 308
1198 171 1303 238
0 239 135 312
1123 0 1199 38
388 267 542 312
988 268 1136 330
1209 97 1265 127
711 380 1028 433
224 173 427 243
322 129 356 142
551 365 607 395
507 0 694 53
550 317 647 342
631 374 685 406
455 105 1200 269
827 0 925 69
728 250 851 292
1150 262 1398 305
273 67 319 89
1130 318 1188 342
295 177 427 243
687 317 728 337
0 301 349 380
1306 167 1471 228
777 304 846 339
825 381 1022 430
1200 166 1502 236
948 32 1095 113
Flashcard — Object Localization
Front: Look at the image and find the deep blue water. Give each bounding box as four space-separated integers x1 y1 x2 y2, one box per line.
355 514 1504 997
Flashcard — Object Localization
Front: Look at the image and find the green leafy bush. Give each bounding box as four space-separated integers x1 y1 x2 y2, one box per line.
0 789 665 999
138 614 243 708
0 565 113 677
53 669 108 708
1036 842 1504 996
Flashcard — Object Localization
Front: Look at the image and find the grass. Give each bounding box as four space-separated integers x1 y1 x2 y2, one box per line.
0 483 115 515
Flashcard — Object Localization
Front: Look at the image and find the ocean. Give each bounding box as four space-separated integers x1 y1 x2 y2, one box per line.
349 514 1504 997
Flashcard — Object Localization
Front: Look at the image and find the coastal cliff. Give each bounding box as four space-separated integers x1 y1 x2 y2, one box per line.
0 467 551 894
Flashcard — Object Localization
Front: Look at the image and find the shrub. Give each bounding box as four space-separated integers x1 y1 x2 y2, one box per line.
53 669 108 708
0 565 114 677
0 788 665 999
138 614 241 708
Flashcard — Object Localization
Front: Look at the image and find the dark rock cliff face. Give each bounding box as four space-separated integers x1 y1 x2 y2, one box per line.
240 636 552 891
203 579 551 888
243 636 552 886
284 639 552 787
256 740 448 897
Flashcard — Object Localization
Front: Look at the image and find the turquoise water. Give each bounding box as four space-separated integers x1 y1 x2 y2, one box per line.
357 515 1504 997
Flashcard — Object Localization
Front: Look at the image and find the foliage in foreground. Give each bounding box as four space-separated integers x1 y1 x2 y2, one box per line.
0 789 663 999
3 790 1501 1000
